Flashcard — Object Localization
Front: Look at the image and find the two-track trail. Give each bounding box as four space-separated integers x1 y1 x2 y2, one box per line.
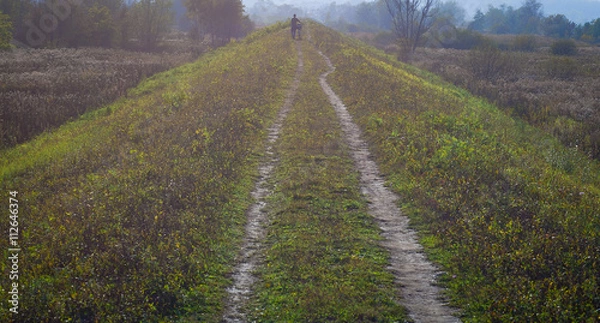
222 25 459 323
317 48 460 323
221 41 304 322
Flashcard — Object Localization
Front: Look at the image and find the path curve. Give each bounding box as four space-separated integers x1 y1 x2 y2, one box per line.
317 49 461 323
221 40 304 323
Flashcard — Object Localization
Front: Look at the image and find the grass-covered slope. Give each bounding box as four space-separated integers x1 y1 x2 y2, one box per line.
0 23 296 322
311 23 600 322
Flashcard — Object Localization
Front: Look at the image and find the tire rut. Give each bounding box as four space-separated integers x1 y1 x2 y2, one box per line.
221 40 304 323
316 48 461 323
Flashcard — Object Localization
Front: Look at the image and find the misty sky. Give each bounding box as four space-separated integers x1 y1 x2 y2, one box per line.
241 0 600 24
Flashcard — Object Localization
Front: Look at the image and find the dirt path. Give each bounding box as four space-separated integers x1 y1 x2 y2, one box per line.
316 49 461 323
221 41 304 323
223 27 459 322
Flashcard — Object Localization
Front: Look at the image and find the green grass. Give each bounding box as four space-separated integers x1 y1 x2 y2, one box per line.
249 39 409 323
0 24 296 322
311 23 600 322
2 20 599 322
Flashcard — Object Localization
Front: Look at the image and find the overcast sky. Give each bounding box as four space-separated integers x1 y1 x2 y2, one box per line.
241 0 600 24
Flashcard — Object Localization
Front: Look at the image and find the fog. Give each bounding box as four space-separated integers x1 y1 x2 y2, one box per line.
242 0 600 24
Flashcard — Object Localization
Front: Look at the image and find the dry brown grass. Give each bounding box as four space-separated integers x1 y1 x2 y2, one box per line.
0 47 197 149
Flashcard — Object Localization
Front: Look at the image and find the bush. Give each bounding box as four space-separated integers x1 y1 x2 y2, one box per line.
373 31 397 48
445 29 489 50
544 57 578 79
513 35 537 52
469 44 512 81
551 39 578 55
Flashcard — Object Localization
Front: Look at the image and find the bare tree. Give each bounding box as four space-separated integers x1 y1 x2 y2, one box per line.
384 0 437 53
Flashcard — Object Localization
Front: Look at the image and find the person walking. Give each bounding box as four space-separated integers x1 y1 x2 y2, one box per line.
291 14 301 40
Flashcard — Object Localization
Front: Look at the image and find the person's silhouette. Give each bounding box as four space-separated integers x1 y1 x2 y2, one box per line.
291 14 301 40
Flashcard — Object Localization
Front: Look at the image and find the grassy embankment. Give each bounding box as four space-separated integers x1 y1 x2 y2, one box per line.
0 23 296 322
248 39 409 322
312 23 600 322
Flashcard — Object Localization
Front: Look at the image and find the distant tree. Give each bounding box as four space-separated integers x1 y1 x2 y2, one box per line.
0 10 11 49
576 18 600 43
207 0 244 45
356 2 379 28
95 0 125 13
374 0 393 30
515 0 543 34
185 0 245 46
543 14 575 38
116 3 131 47
0 0 31 43
436 1 465 27
87 4 117 47
469 9 485 31
486 5 511 34
468 1 544 35
131 0 173 50
384 0 437 52
428 1 466 47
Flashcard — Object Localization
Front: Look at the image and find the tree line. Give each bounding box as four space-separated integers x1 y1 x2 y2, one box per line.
0 0 252 50
315 0 599 52
469 0 600 42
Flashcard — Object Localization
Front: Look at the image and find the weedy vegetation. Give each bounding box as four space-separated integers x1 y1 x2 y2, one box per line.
0 22 296 322
312 23 600 322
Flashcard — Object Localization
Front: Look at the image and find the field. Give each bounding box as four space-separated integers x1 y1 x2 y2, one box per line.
360 32 600 160
1 22 599 322
0 48 195 149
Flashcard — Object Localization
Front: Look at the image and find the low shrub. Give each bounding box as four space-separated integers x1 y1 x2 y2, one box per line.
468 44 513 82
551 39 578 55
446 29 490 50
513 34 537 52
544 56 578 79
